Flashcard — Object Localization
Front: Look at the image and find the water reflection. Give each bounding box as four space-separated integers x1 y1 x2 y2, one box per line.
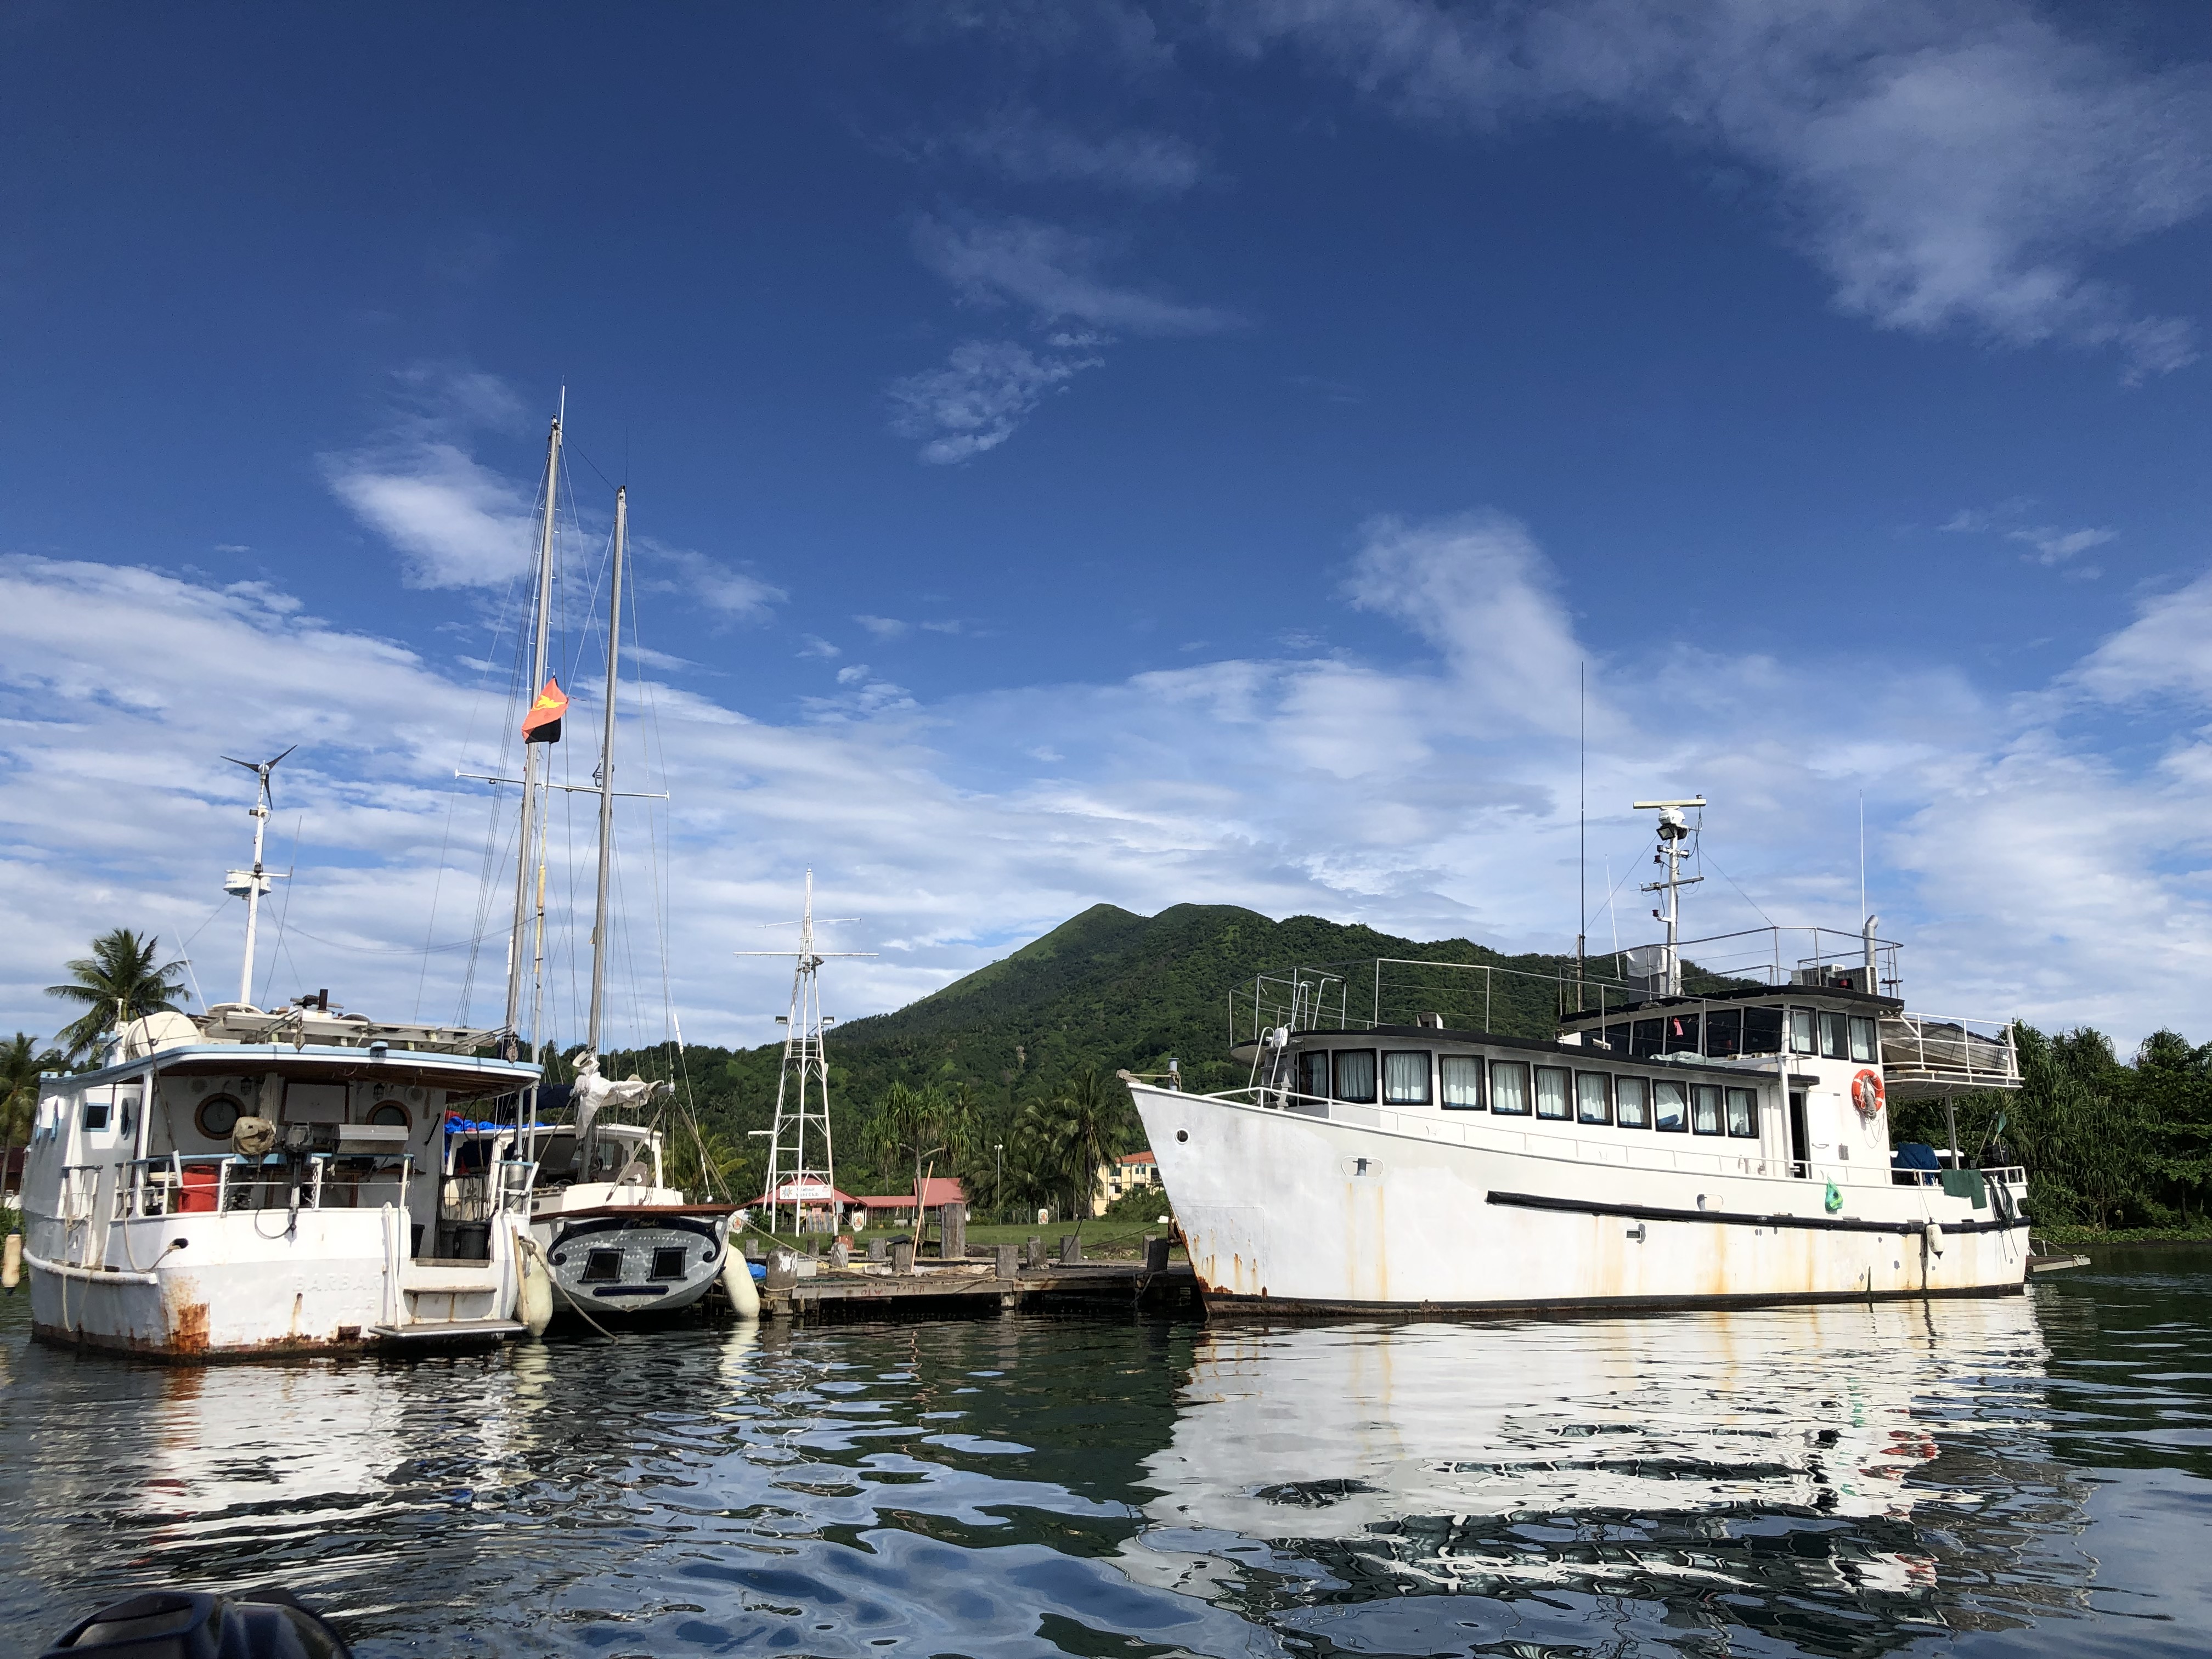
3 1266 2208 1657
1136 1299 2091 1654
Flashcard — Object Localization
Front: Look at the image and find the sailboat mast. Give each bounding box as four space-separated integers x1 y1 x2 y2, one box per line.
238 775 270 1005
586 485 625 1052
505 411 562 1041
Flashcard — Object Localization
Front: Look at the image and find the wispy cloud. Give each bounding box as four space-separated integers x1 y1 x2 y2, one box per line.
856 614 911 639
1941 500 2116 575
942 108 1206 195
1210 1 2212 380
647 545 786 621
888 337 1104 462
912 212 1237 335
324 439 536 590
2010 526 2116 568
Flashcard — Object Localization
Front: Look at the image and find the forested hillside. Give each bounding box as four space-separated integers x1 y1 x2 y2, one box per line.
600 902 1596 1210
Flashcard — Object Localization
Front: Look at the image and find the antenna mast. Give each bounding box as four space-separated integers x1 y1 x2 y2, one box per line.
222 746 296 1005
737 871 874 1234
1633 797 1706 997
586 484 625 1052
505 411 562 1046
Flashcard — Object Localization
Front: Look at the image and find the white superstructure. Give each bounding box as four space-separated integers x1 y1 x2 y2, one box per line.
1129 808 2030 1318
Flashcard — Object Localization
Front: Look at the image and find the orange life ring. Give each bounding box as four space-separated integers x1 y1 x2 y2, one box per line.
1852 1069 1886 1119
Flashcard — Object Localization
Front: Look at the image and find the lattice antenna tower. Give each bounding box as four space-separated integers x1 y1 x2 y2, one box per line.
736 870 874 1233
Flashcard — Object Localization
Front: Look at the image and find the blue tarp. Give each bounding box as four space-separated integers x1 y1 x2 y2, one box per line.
1893 1142 1941 1184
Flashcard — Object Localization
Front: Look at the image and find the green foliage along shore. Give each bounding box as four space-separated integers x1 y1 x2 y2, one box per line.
1893 1025 2212 1237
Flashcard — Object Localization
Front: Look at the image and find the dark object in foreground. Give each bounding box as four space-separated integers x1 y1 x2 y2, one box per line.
42 1589 351 1658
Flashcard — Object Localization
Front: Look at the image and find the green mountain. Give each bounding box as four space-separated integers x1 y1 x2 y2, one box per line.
639 902 1605 1196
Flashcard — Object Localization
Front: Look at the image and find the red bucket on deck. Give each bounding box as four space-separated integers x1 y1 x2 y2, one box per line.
177 1166 218 1214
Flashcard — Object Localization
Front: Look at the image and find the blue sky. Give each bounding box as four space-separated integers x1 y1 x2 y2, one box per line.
3 2 2207 1052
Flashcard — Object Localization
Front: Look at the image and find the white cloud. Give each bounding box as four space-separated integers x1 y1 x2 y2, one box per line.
947 109 1206 194
1209 0 2211 379
912 213 1238 335
2010 524 2115 566
856 614 911 639
888 338 1105 462
3 526 2209 1056
323 440 537 590
647 545 786 621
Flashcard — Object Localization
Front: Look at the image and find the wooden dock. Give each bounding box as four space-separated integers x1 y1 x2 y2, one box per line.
755 1259 1198 1323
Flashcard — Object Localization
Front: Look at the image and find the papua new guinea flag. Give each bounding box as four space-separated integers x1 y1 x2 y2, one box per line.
521 677 568 743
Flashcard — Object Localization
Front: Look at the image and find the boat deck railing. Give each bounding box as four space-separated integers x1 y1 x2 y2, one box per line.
1878 1013 2021 1100
101 1152 414 1220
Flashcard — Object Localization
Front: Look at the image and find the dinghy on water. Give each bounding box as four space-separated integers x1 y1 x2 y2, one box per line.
1127 800 2031 1319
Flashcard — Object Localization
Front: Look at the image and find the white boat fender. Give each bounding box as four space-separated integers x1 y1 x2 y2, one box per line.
516 1234 554 1336
2 1232 20 1292
1923 1219 1945 1256
721 1240 761 1321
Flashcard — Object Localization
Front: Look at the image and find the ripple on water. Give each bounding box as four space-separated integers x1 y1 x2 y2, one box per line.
2 1263 2209 1657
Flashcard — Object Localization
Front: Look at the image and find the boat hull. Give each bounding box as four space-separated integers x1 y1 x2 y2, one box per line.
533 1206 735 1321
25 1207 518 1360
1130 1083 2029 1319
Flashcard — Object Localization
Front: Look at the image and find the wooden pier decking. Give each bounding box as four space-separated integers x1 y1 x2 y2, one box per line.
753 1259 1198 1323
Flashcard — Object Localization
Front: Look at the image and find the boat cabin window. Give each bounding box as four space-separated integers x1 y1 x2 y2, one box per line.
1534 1065 1571 1120
1332 1050 1378 1104
1296 1050 1329 1102
582 1249 624 1283
1705 1009 1742 1058
1691 1084 1724 1135
1725 1086 1758 1138
82 1098 110 1131
1381 1051 1431 1106
1662 1013 1700 1054
1742 1007 1784 1055
650 1247 688 1280
1819 1012 1849 1060
1631 1019 1662 1058
1489 1060 1531 1115
195 1096 243 1138
1790 1009 1816 1055
1616 1076 1650 1128
1848 1017 1878 1063
1575 1072 1611 1125
367 1102 410 1130
1654 1079 1688 1132
1440 1054 1484 1110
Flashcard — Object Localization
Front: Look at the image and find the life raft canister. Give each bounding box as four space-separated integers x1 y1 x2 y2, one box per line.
1851 1068 1886 1119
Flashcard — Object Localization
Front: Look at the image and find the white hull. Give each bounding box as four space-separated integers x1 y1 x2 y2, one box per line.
529 1191 734 1321
1131 1082 2028 1316
26 1206 521 1359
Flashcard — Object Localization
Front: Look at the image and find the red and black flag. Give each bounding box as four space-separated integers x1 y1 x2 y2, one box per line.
521 677 569 744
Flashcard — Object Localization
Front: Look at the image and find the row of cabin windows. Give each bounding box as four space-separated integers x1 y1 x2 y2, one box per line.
1589 1008 1878 1065
1296 1049 1760 1138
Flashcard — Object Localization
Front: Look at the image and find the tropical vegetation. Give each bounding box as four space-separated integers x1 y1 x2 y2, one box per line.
44 928 190 1062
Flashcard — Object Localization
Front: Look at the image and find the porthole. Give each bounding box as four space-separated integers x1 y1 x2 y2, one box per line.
1176 1130 1189 1143
196 1095 244 1138
366 1102 411 1131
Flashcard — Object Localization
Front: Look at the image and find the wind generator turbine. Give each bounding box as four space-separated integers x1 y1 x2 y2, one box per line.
220 744 296 1005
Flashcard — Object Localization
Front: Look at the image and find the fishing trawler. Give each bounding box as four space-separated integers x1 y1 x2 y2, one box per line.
17 755 540 1357
1126 799 2032 1318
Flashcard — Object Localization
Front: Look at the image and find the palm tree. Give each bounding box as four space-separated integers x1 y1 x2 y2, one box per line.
865 1082 978 1242
45 929 191 1062
1020 1068 1132 1238
2 1031 61 1212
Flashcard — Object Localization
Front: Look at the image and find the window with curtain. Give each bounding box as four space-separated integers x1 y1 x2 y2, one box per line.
1333 1049 1378 1103
1383 1051 1431 1105
1654 1079 1688 1132
1725 1087 1758 1138
1790 1008 1816 1054
1848 1017 1878 1063
1616 1076 1650 1128
1575 1072 1612 1124
1691 1084 1724 1135
1296 1050 1329 1102
1535 1066 1571 1119
1820 1012 1848 1059
1490 1060 1531 1114
1440 1054 1485 1109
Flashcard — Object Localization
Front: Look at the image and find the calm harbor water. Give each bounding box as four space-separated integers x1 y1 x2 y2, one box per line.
3 1255 2207 1658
